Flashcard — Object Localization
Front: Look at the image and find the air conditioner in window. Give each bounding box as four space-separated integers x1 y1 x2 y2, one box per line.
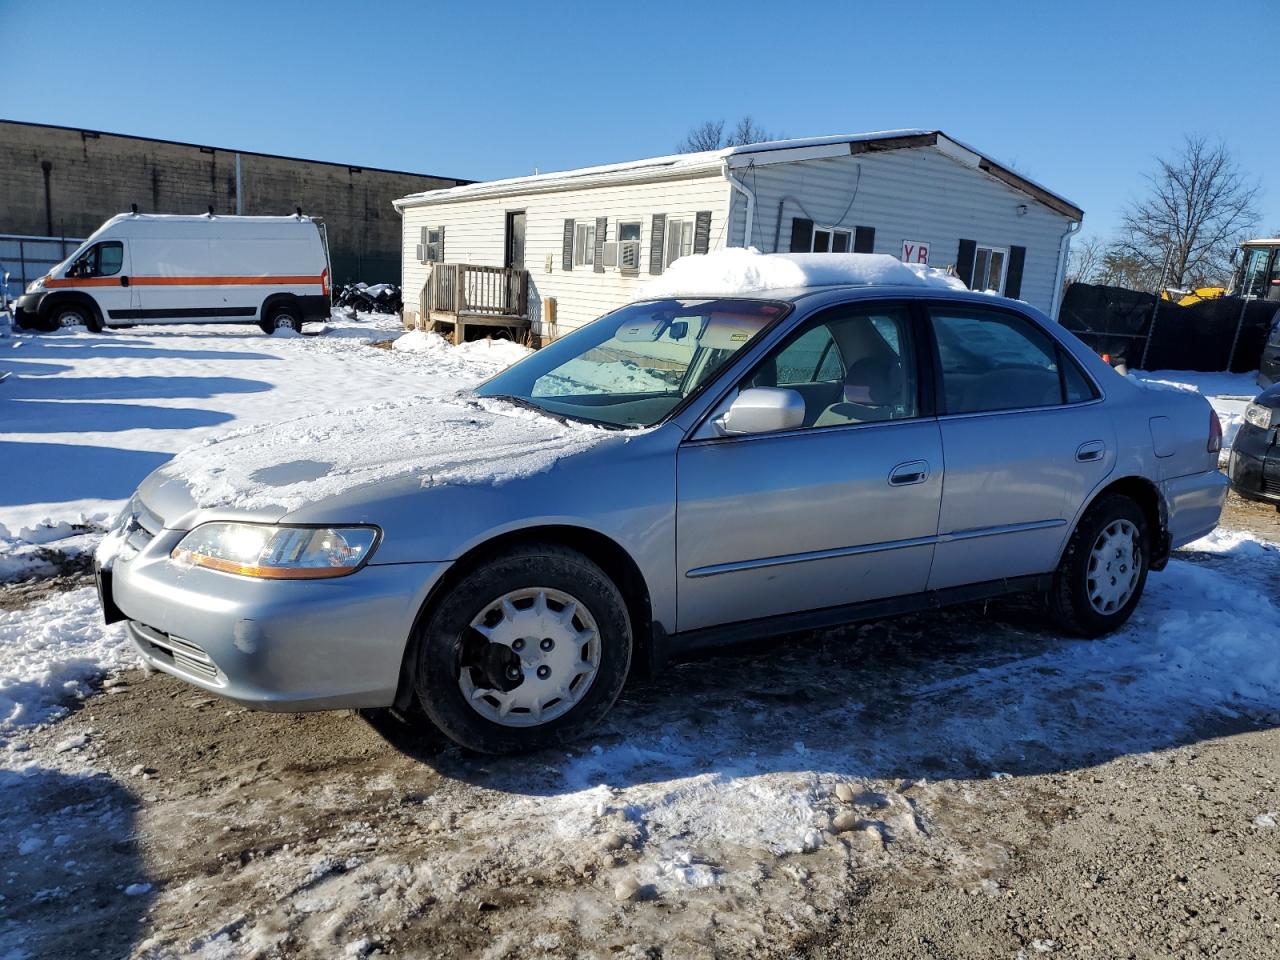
619 240 641 272
603 241 619 268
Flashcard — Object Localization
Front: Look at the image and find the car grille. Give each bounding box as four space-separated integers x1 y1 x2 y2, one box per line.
131 621 220 683
1263 476 1280 498
123 497 164 551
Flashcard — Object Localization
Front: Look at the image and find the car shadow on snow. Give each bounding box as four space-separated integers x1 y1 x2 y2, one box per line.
1 374 272 402
14 337 279 363
369 553 1280 798
3 401 235 434
0 766 153 959
0 442 173 506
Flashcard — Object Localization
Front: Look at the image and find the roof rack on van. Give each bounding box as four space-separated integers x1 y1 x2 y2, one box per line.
130 203 138 216
295 207 303 219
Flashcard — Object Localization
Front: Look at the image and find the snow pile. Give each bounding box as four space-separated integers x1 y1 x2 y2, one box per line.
642 248 966 298
393 330 532 372
0 518 107 584
165 395 618 512
0 588 131 729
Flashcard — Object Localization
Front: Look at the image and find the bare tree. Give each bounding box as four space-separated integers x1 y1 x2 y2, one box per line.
1115 135 1260 289
1065 234 1106 286
678 117 777 153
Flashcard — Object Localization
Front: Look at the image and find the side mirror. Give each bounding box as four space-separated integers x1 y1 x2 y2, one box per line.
714 387 806 436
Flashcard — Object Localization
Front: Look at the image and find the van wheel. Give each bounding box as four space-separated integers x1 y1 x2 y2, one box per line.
1048 494 1150 638
413 544 633 754
260 304 302 334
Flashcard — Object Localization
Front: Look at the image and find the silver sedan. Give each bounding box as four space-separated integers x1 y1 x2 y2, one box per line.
98 282 1227 753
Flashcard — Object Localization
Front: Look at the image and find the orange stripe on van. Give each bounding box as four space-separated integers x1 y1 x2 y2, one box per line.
45 275 324 289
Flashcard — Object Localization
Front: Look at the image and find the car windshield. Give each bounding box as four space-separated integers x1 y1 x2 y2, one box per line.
475 298 789 428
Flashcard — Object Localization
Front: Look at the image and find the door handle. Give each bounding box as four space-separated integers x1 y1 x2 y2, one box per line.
889 460 930 486
1075 440 1105 463
120 276 130 287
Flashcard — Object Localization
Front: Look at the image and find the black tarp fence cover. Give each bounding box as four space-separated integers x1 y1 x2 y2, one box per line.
1059 282 1280 372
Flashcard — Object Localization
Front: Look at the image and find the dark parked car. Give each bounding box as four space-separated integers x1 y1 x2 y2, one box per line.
1258 309 1280 390
1228 383 1280 508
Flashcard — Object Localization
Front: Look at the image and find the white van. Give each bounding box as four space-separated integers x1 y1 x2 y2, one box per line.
13 213 332 334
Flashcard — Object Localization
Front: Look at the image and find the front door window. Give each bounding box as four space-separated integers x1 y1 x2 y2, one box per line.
69 241 124 278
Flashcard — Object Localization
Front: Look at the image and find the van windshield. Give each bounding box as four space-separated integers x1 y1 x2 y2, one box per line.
475 298 789 428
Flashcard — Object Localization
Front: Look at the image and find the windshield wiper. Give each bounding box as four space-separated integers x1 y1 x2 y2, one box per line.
478 393 626 430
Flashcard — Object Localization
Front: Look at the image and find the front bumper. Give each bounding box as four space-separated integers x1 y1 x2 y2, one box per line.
105 529 448 711
13 291 46 329
1160 467 1229 549
1228 422 1280 506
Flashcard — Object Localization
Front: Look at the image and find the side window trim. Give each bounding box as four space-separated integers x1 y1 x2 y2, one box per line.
923 300 1104 417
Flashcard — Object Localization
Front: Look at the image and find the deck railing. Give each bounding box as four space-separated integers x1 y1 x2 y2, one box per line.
425 263 530 320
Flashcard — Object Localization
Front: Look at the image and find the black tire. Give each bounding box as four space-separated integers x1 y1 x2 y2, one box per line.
260 303 302 334
1048 493 1150 638
413 544 633 754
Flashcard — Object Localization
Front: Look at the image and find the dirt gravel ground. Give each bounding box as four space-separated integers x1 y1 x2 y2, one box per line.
2 493 1279 959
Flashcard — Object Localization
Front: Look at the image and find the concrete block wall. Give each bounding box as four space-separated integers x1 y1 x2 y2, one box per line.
0 120 468 284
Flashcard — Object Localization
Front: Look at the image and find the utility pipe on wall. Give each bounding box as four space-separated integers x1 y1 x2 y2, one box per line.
723 160 756 250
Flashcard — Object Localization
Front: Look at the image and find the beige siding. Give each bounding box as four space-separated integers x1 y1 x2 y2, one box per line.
725 147 1075 315
400 171 730 335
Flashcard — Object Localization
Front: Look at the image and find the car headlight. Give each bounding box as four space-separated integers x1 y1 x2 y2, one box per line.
25 276 46 294
171 522 379 579
1244 402 1275 431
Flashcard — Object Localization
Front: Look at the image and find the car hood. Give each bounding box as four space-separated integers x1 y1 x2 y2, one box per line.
142 394 622 527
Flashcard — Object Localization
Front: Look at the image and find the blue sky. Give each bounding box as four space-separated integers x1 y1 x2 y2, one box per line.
5 0 1276 242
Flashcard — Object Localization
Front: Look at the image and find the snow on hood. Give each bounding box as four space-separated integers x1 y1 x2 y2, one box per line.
162 395 617 513
641 248 968 299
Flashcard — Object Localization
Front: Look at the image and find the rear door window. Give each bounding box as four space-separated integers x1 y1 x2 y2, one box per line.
930 306 1093 414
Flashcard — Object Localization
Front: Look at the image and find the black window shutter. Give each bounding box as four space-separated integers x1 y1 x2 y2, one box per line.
853 226 875 254
789 218 814 252
693 211 712 255
956 238 977 288
649 214 667 274
593 217 608 273
562 219 574 270
1005 245 1027 298
436 225 445 262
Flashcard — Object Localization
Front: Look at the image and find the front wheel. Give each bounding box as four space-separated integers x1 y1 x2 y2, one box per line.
413 544 633 754
48 302 102 332
1048 494 1150 638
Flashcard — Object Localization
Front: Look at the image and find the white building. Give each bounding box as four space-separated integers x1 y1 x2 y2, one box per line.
393 129 1083 340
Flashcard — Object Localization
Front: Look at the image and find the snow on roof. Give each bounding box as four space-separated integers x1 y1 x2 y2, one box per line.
395 129 935 205
640 249 968 299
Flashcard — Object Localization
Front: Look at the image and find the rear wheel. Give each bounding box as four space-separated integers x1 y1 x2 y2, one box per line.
413 544 632 754
1048 494 1150 638
260 303 302 334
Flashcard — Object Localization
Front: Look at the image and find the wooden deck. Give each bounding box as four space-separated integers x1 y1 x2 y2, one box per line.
422 263 531 344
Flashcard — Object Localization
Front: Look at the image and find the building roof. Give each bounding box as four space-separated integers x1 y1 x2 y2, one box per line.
393 129 1083 221
0 118 472 185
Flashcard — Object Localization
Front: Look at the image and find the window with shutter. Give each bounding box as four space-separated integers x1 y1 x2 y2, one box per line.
573 222 596 267
1005 246 1027 299
664 218 695 267
955 239 977 288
